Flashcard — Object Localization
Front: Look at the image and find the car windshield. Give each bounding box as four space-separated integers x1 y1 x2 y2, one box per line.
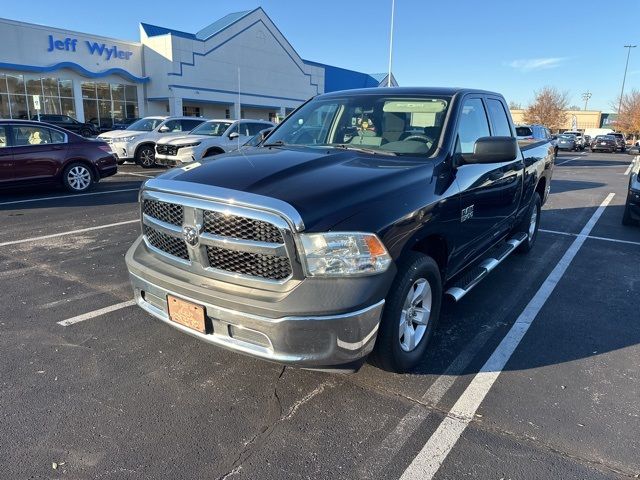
265 94 450 156
190 121 232 136
126 118 164 131
559 135 575 139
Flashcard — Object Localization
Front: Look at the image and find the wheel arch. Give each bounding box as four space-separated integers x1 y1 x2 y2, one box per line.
203 146 226 158
60 157 98 180
407 233 449 278
135 142 156 159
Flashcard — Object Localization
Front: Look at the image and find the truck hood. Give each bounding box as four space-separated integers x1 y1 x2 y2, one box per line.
156 135 217 146
150 146 435 231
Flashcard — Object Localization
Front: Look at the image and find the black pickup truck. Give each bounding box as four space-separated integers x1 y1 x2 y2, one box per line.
126 87 554 373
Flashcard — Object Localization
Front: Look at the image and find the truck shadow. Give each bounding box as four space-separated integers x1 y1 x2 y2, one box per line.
549 180 606 194
400 203 639 377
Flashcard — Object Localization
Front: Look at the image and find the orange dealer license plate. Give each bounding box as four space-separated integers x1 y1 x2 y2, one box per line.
167 295 206 333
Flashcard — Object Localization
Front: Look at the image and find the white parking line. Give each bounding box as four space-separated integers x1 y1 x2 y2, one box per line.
0 188 139 206
57 299 136 326
540 228 640 247
0 219 138 247
555 156 582 166
115 172 154 178
400 193 615 480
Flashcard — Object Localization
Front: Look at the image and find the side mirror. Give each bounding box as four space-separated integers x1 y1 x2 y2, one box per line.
158 125 170 133
228 131 240 140
465 136 518 164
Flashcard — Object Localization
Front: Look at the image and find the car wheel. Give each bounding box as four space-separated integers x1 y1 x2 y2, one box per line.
62 162 94 193
135 145 156 168
517 192 541 254
622 199 635 226
79 128 92 137
369 252 442 373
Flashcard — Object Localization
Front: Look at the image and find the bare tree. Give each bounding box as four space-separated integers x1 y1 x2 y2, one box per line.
508 101 522 110
613 89 640 134
568 105 581 111
522 87 570 130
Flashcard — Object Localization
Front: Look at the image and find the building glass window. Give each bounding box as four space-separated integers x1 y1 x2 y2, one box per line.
0 73 75 120
81 81 138 129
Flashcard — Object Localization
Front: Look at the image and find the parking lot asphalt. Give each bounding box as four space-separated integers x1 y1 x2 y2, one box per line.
1 155 638 479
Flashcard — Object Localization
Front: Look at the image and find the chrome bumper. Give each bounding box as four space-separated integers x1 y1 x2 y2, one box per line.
127 251 385 368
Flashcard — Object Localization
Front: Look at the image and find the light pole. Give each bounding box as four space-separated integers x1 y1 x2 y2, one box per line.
387 0 395 87
581 91 592 110
618 45 636 114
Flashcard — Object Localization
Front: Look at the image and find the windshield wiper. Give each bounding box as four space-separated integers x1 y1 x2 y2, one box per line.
263 140 287 147
332 144 396 156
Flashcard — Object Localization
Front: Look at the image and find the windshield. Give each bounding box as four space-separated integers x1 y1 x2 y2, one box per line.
559 135 575 139
266 94 450 156
190 121 232 136
126 118 164 132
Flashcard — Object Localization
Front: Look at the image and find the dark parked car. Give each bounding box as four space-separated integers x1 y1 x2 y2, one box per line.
556 134 577 151
0 120 117 193
623 160 640 225
590 135 617 153
31 114 99 137
609 132 627 152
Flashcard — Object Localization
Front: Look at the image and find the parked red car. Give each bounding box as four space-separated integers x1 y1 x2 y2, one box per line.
0 120 117 193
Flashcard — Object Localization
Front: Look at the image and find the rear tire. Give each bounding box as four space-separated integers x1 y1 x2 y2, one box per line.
516 192 541 254
135 145 156 168
369 253 442 373
62 162 94 193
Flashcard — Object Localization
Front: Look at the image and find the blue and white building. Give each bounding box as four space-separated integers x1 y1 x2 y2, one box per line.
0 8 396 128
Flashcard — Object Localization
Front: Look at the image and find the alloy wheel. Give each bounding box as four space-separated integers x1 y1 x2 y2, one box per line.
67 166 91 191
399 278 432 352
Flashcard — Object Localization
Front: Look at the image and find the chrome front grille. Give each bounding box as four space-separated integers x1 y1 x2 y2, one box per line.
143 199 183 226
205 247 292 280
143 225 189 260
203 211 283 243
140 190 299 285
156 144 178 156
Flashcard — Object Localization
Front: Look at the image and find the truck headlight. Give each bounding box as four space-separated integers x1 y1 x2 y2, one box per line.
299 232 391 277
120 136 137 143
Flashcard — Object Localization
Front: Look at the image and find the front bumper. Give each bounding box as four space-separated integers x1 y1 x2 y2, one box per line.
155 147 199 167
108 141 133 160
125 237 391 368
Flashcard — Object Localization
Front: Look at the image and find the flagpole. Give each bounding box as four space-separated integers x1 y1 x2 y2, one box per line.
387 0 395 87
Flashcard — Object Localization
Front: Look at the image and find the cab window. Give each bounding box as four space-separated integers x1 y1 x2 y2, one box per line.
486 99 512 137
456 98 490 154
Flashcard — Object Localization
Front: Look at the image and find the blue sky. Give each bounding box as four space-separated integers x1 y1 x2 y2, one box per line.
3 0 639 111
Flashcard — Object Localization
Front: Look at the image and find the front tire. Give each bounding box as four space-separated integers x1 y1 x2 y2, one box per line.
62 162 94 193
135 145 156 168
516 192 541 253
370 253 442 373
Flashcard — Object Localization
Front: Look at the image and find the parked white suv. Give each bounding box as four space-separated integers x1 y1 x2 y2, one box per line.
98 116 207 167
154 119 274 167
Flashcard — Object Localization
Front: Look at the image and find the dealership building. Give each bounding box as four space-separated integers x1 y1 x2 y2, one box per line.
0 8 395 127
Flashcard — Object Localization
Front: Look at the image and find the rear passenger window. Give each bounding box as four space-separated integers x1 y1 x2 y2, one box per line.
49 129 66 144
486 99 512 137
13 126 53 146
0 126 8 148
456 98 490 154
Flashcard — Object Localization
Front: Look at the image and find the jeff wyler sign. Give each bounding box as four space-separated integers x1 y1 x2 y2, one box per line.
47 34 133 61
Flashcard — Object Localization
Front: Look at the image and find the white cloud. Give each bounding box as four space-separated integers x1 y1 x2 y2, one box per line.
506 57 566 72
